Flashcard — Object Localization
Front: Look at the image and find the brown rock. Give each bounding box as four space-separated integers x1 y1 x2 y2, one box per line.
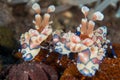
60 64 84 80
8 62 58 80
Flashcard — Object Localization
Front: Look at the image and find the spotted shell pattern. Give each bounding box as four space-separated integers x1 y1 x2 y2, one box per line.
53 26 108 76
76 26 107 76
20 26 52 61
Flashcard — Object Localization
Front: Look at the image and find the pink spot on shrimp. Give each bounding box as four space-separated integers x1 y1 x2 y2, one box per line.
92 58 100 64
77 49 90 64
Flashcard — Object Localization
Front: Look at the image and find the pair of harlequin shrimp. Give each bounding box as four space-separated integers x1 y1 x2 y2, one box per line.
19 3 117 77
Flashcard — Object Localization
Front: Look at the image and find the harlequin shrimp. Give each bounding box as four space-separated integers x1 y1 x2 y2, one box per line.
19 3 55 61
52 6 117 76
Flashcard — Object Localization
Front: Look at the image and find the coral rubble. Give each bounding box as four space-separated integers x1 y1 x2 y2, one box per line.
8 62 58 80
